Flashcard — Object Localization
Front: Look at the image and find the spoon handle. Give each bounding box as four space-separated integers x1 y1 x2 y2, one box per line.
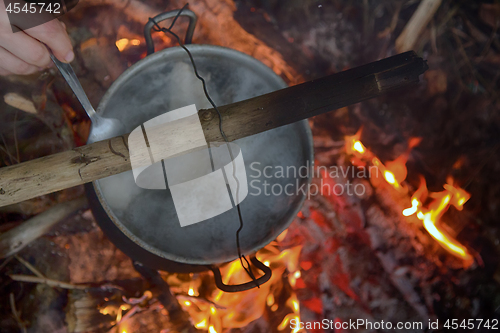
50 54 97 121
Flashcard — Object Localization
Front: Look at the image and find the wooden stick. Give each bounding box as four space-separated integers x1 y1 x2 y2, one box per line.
133 262 201 333
15 254 45 278
10 293 27 333
0 197 87 258
395 0 442 53
0 52 428 207
9 274 91 290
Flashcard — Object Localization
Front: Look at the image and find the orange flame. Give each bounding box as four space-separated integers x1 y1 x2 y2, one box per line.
173 242 303 332
344 130 473 266
385 137 422 185
115 38 141 52
403 176 427 217
402 198 420 216
401 178 473 265
443 176 470 210
371 157 403 191
417 189 473 265
385 155 409 185
345 129 406 191
345 128 371 159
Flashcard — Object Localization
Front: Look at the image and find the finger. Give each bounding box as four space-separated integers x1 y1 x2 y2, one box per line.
0 46 39 75
0 30 52 68
0 67 13 76
24 19 74 63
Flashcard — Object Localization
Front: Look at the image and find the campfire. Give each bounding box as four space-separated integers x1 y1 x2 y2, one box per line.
86 230 303 333
1 0 500 332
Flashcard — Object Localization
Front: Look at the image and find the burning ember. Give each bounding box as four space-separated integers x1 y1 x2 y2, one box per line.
345 129 474 266
173 233 303 333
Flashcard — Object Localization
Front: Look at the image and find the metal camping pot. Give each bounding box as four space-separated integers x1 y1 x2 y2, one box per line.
84 9 313 292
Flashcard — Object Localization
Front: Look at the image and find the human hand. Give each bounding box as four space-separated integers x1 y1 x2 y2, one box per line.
0 0 74 75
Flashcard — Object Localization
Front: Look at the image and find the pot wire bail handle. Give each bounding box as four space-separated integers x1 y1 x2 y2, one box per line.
144 6 197 54
208 256 273 293
145 5 271 292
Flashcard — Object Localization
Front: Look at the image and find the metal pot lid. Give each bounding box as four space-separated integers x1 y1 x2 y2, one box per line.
92 45 313 265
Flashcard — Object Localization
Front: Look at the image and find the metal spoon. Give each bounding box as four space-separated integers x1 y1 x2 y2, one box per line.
50 54 126 143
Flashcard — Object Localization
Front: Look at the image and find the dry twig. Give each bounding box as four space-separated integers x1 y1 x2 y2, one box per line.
13 110 20 164
9 293 27 333
9 274 91 290
14 255 45 278
0 132 18 165
396 0 442 52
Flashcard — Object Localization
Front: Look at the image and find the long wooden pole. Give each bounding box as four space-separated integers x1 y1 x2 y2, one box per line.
0 51 427 207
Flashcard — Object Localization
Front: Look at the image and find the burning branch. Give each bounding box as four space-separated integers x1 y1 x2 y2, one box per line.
344 130 474 266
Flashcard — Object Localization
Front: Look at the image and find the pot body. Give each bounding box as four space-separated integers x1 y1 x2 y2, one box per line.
86 44 313 272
